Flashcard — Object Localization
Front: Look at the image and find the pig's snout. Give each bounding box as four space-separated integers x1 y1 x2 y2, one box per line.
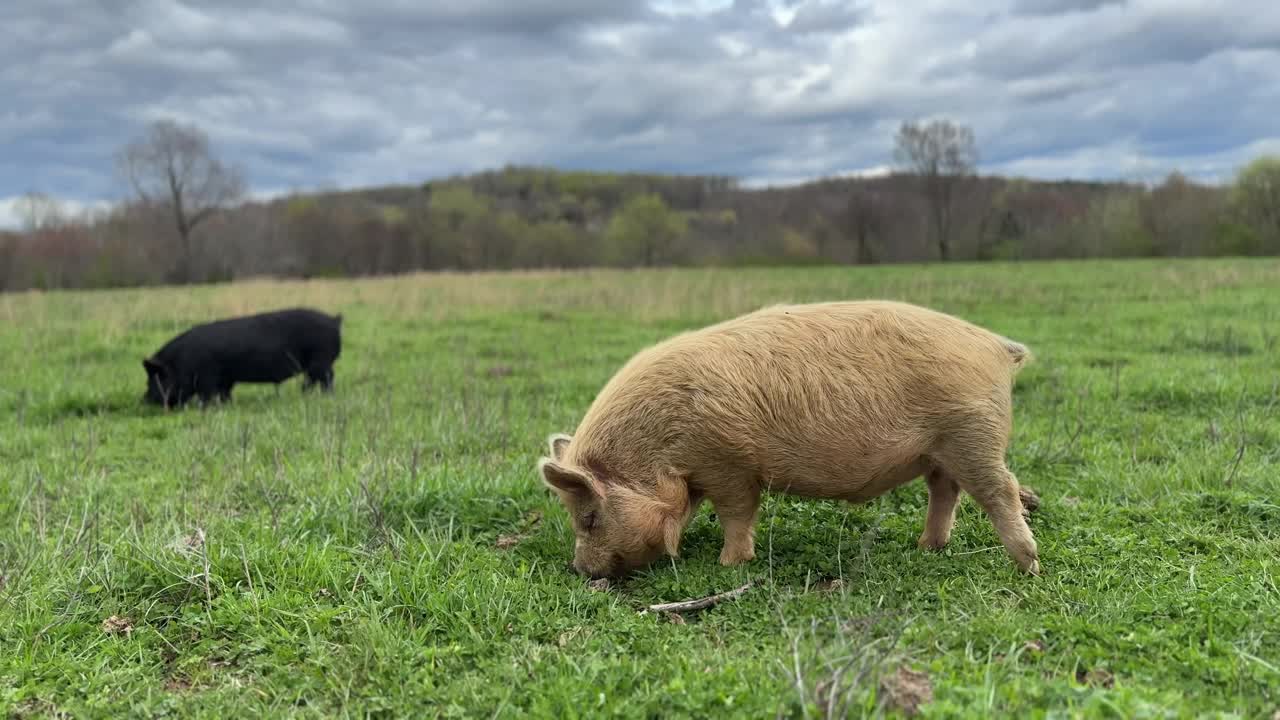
572 552 624 580
577 564 612 580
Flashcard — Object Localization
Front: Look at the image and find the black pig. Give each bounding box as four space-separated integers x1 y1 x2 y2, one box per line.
142 308 343 408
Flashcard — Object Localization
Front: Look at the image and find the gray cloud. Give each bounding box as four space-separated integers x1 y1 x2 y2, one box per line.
785 0 867 34
1009 0 1125 17
967 1 1280 80
346 0 649 32
1 0 1278 224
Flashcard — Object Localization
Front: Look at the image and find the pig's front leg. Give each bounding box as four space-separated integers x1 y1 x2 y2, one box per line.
710 488 761 566
919 468 961 549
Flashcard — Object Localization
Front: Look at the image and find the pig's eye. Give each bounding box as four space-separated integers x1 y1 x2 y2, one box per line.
583 511 598 531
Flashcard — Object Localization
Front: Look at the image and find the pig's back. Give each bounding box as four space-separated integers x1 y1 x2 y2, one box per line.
576 301 1022 491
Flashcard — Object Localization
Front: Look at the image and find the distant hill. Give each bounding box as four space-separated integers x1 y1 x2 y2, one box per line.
1 163 1274 292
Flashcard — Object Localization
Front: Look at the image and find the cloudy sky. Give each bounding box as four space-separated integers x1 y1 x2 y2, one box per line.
3 0 1279 228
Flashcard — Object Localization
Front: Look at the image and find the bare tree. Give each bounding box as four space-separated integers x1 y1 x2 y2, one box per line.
893 119 978 261
14 191 68 232
846 190 884 264
116 118 246 282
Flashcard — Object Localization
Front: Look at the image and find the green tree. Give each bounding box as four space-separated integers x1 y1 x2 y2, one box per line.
426 185 493 269
1094 191 1155 257
603 193 689 267
517 220 585 268
1231 155 1280 252
431 185 490 231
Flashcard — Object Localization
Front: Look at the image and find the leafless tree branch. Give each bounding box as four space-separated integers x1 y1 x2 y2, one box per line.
894 118 978 261
115 118 246 282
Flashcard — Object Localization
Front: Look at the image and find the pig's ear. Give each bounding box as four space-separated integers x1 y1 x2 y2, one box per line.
655 469 689 511
547 433 572 462
142 357 165 375
655 469 689 557
539 459 602 500
662 517 682 557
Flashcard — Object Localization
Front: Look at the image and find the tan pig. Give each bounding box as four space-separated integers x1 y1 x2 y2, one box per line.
537 300 1041 579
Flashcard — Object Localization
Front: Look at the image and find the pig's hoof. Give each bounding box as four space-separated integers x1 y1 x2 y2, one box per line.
917 534 950 550
719 546 755 566
1019 557 1041 576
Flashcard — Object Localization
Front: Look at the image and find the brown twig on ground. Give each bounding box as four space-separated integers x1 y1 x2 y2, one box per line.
646 582 753 614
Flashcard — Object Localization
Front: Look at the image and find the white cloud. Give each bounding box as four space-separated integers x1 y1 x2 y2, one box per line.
988 136 1280 185
0 195 112 230
0 198 20 230
742 163 894 188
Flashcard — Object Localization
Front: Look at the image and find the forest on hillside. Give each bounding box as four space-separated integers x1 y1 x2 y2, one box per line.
3 118 1279 292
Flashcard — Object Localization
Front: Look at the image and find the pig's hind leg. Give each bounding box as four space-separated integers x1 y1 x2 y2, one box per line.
948 457 1039 574
933 425 1040 575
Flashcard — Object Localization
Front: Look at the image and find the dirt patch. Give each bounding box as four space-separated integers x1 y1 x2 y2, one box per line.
495 534 523 550
813 578 844 593
879 666 933 717
171 529 205 554
101 615 134 636
495 510 543 550
164 676 195 693
587 578 611 592
1076 668 1115 689
557 627 588 647
487 364 515 379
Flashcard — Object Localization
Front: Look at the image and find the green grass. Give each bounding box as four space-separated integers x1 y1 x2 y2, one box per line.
1 258 1278 718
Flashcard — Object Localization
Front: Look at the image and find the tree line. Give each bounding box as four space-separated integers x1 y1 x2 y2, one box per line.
3 118 1279 292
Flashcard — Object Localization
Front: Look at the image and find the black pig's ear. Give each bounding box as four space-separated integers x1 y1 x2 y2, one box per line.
143 357 165 375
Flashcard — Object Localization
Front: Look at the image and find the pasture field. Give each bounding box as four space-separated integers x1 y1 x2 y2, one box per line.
1 258 1278 718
